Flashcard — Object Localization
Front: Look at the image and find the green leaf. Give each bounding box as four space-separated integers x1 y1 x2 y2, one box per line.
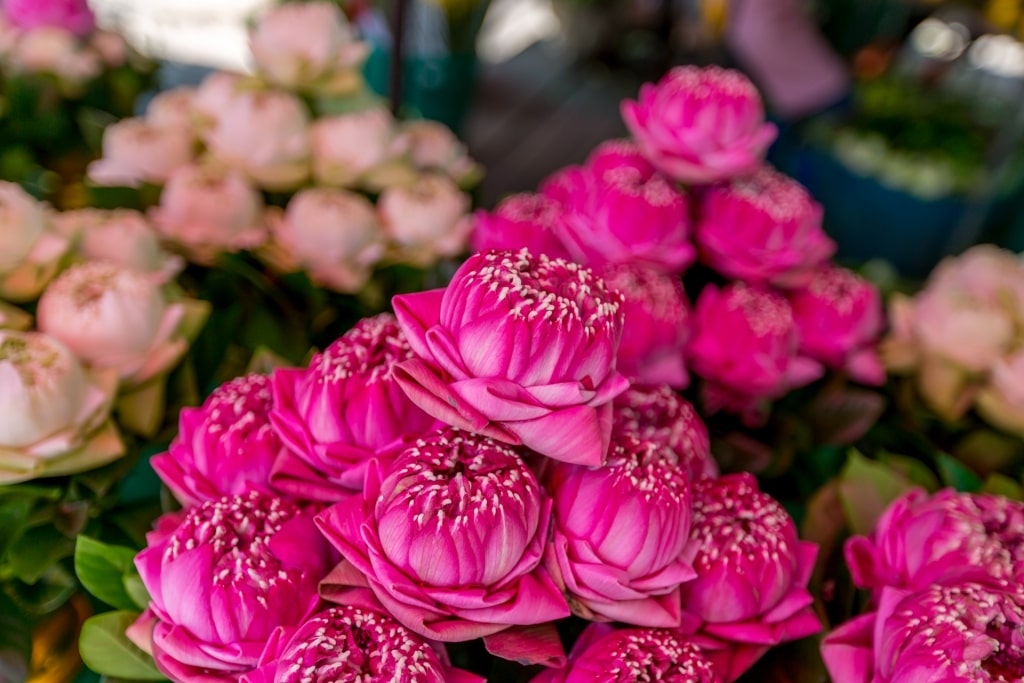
877 451 940 492
6 524 75 584
0 496 33 557
74 536 139 611
78 612 164 681
981 474 1024 501
7 564 78 616
838 450 914 535
122 570 151 611
935 452 983 492
0 592 30 683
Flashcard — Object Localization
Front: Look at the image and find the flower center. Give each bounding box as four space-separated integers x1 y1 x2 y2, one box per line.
0 333 69 388
724 284 793 338
604 436 689 505
982 620 1024 681
203 374 275 446
311 314 413 386
602 630 718 681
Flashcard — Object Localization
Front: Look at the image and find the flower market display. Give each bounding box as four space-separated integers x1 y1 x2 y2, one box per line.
0 0 154 208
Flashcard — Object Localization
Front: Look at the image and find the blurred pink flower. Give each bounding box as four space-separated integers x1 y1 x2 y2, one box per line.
543 434 695 626
679 474 820 682
379 174 471 267
621 66 776 185
315 428 570 642
977 351 1024 438
146 87 197 132
56 208 182 283
269 314 439 501
392 249 629 466
309 108 408 188
469 193 570 260
88 119 194 188
398 119 481 185
4 0 94 36
696 166 834 287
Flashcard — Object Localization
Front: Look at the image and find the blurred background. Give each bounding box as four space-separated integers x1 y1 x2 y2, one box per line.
81 0 1024 275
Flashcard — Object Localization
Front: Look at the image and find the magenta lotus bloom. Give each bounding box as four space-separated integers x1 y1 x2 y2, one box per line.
244 606 484 683
598 263 691 389
584 138 657 179
131 492 334 682
315 428 569 642
531 624 721 683
270 313 439 501
621 66 777 185
4 0 95 36
688 283 823 416
789 266 884 385
541 161 694 274
469 193 570 260
696 167 835 287
392 250 629 467
680 474 820 682
845 488 1024 594
543 433 695 627
822 581 1024 683
613 384 716 480
152 374 284 508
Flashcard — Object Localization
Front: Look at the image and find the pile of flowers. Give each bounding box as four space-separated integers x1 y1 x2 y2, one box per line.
470 65 884 430
0 0 153 207
822 487 1024 682
88 1 480 296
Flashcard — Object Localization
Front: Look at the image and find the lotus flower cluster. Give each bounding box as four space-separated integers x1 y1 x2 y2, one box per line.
0 182 205 483
883 245 1024 432
87 1 479 287
127 244 821 683
470 66 883 419
824 488 1024 683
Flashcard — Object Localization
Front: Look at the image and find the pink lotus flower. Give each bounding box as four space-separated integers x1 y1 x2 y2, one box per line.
191 71 243 132
584 138 657 179
269 314 439 501
598 263 690 388
398 119 481 186
243 605 484 683
541 161 694 274
4 0 94 36
845 488 1024 594
543 433 695 626
679 474 820 682
309 108 410 189
152 374 285 508
88 118 194 188
0 181 68 301
379 174 472 267
977 351 1024 438
688 283 823 418
265 187 385 293
822 581 1024 683
469 193 570 261
696 166 835 287
621 66 777 185
55 209 182 283
130 492 334 682
531 623 721 683
7 26 99 81
150 164 266 264
146 87 197 133
392 249 629 467
789 266 884 385
315 427 570 642
613 384 716 480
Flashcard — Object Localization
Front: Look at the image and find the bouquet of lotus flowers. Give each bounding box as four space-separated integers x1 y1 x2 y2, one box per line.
0 0 154 209
0 181 210 681
85 1 481 378
75 247 824 683
471 65 887 476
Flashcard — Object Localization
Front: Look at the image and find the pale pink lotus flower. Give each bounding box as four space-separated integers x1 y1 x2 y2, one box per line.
392 249 629 466
88 29 127 66
822 581 1024 683
191 71 243 132
3 0 94 35
88 118 194 187
0 183 66 302
530 623 721 683
621 66 777 185
679 474 821 682
789 265 884 385
265 187 385 293
0 330 121 485
598 263 690 388
269 314 439 500
613 384 716 480
977 351 1024 438
309 108 412 189
379 174 472 267
146 86 197 132
315 427 570 642
37 262 188 387
542 160 694 275
543 433 695 626
7 26 100 82
398 119 481 185
845 488 1024 594
696 166 834 287
203 90 310 191
152 374 285 508
130 492 334 682
150 164 266 264
469 193 570 260
242 605 485 683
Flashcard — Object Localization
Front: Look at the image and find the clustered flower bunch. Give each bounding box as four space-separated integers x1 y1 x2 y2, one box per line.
88 0 480 294
470 65 885 427
0 0 153 207
79 248 823 682
822 487 1024 682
